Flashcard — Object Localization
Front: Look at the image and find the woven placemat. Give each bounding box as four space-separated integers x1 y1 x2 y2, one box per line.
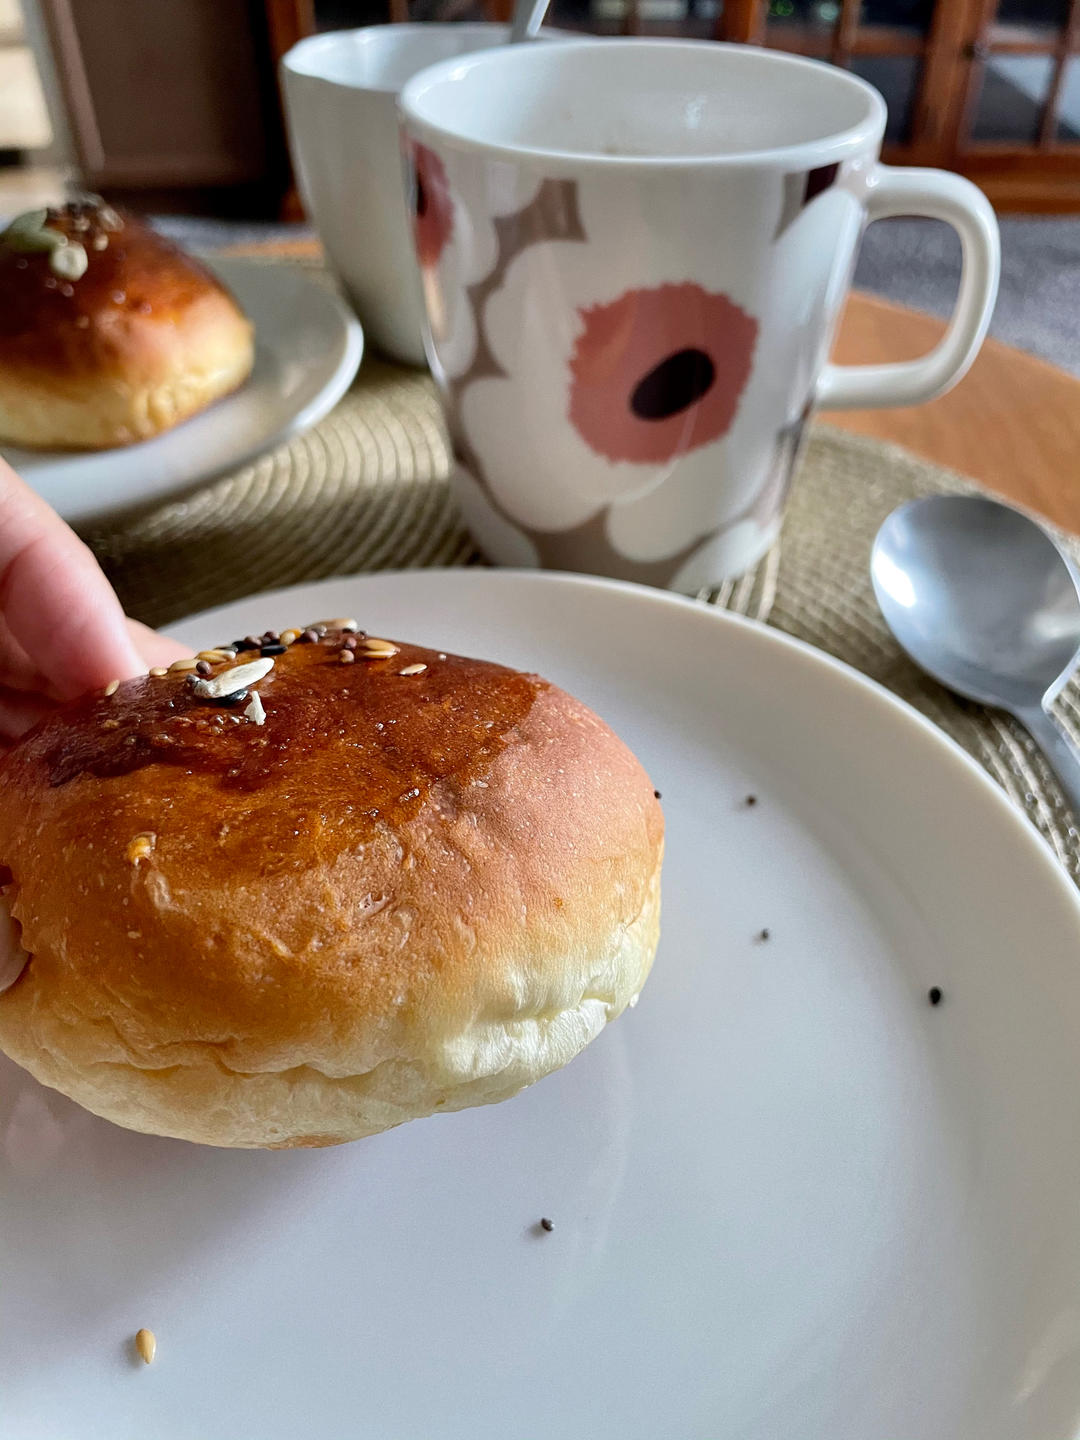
84 351 1080 883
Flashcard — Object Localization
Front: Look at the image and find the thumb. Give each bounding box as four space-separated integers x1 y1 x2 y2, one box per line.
0 457 144 700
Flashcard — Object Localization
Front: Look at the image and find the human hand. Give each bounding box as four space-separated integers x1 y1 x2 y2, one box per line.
0 455 184 745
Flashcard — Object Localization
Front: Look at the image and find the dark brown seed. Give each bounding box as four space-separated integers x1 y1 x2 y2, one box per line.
244 634 261 649
654 789 661 799
745 794 757 807
928 986 943 1006
342 636 358 650
195 660 212 677
757 928 770 942
540 1217 554 1232
262 630 279 643
300 628 318 644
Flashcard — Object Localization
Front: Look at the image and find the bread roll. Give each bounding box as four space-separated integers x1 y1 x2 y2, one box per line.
0 199 254 450
0 625 663 1147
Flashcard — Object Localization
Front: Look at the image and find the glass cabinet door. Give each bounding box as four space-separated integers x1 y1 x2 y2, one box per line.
962 0 1079 147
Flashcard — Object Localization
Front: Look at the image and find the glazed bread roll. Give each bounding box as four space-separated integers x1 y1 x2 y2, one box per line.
0 625 663 1147
0 198 254 450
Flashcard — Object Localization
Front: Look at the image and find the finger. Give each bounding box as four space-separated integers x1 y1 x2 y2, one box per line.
0 684 56 743
126 618 187 670
0 614 50 695
0 457 143 700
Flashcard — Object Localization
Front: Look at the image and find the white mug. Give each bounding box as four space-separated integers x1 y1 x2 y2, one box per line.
282 24 543 365
400 40 1000 589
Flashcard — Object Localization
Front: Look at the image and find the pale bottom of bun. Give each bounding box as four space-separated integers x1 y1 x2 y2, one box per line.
0 859 661 1148
0 338 253 450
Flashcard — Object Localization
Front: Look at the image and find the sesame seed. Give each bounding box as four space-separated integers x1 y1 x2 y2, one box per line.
103 679 120 697
313 617 357 631
398 663 427 676
101 718 119 730
149 667 168 678
339 649 355 664
438 653 447 660
135 1328 156 1365
360 639 399 659
126 833 155 864
168 657 198 673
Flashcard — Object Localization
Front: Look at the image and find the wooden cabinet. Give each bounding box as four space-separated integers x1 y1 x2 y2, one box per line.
39 0 309 214
603 0 1080 208
41 0 1080 212
716 0 1080 209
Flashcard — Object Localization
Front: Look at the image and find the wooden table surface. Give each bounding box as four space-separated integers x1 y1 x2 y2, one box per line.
825 293 1080 536
242 238 1080 535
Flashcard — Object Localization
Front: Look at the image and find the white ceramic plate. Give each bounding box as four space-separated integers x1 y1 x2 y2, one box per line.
3 569 1080 1440
1 258 363 528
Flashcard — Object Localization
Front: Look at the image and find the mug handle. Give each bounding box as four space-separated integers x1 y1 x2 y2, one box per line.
816 166 1000 411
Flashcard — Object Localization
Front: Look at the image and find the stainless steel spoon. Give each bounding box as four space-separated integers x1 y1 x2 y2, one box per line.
871 494 1080 817
508 0 550 43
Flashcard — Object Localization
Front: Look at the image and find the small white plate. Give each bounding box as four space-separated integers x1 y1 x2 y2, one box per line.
1 258 363 528
4 570 1080 1440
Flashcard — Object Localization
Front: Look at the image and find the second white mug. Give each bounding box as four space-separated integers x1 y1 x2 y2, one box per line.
282 24 546 366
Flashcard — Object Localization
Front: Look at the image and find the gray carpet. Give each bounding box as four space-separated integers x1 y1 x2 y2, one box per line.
854 216 1080 378
150 212 1080 379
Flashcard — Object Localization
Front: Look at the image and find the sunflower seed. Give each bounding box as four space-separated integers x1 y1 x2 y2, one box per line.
191 657 274 700
49 241 88 280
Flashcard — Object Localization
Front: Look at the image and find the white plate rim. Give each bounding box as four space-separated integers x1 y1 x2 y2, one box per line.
3 257 364 528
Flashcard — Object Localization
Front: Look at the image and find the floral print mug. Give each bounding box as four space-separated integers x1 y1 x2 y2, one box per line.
400 40 1000 590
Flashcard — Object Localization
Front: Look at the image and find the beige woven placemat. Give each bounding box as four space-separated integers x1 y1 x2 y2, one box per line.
84 353 1080 883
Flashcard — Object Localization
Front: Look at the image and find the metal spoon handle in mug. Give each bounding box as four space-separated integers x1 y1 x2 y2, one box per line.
509 0 550 42
1015 706 1080 821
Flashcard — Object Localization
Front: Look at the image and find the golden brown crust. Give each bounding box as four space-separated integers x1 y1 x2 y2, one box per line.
0 628 663 1147
0 201 253 449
